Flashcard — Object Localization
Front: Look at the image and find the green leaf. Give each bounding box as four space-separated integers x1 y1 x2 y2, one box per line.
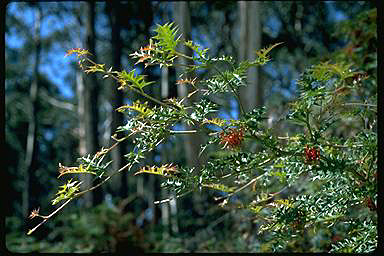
153 22 181 53
134 164 180 178
116 69 155 91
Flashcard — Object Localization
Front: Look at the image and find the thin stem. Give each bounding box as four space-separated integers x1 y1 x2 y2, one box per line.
212 65 245 115
227 173 267 197
154 190 192 205
251 186 288 206
324 142 364 148
75 162 131 198
85 57 170 108
27 198 73 235
306 112 315 141
169 130 197 135
28 162 132 235
215 158 273 201
174 51 194 60
132 86 169 107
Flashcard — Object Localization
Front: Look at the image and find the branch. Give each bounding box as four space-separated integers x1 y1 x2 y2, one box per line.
27 198 72 235
27 160 132 235
212 65 245 116
40 90 76 112
74 162 131 198
154 190 192 205
84 57 171 109
215 158 273 201
169 130 197 135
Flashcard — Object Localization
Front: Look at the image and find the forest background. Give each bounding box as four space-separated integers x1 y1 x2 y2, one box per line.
4 1 377 253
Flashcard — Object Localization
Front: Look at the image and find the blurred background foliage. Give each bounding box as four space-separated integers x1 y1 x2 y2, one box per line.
5 1 376 253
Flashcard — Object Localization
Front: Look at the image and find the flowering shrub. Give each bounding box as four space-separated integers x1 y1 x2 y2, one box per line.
27 22 377 252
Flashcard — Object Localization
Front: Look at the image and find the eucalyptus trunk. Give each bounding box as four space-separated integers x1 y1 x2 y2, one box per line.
23 5 41 219
173 2 203 169
77 1 102 207
238 1 263 111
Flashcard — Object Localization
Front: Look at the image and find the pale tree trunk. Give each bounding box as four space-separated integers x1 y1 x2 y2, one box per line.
173 2 203 169
160 67 171 237
238 1 262 112
77 1 102 207
173 1 206 217
23 5 41 218
76 69 92 207
161 67 169 99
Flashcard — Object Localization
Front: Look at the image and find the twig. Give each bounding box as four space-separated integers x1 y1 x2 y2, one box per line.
85 57 170 108
305 112 315 142
27 198 73 235
27 162 132 235
174 51 194 61
215 174 266 202
212 65 245 116
154 190 192 205
324 142 364 148
74 162 131 197
169 130 197 135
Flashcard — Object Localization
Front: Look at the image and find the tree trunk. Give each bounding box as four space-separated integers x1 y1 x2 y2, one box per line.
79 1 102 206
238 1 262 112
23 5 41 218
173 1 207 218
76 68 92 207
173 2 203 169
107 0 128 199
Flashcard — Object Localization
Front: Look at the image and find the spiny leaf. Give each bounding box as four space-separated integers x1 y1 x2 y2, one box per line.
134 164 179 177
255 42 284 64
84 63 105 74
116 69 155 90
153 22 181 53
57 163 96 178
52 179 82 205
116 101 153 116
202 118 227 127
255 42 284 59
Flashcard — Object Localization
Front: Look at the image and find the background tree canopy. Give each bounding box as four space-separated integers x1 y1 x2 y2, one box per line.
5 1 377 253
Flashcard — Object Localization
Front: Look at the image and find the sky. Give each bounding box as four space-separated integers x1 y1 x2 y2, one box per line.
6 2 348 102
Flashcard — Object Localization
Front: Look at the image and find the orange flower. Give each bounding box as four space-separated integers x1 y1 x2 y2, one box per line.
141 43 156 52
28 208 40 219
219 128 244 149
135 54 151 65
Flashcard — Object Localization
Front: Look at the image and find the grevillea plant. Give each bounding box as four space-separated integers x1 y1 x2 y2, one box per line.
27 23 377 252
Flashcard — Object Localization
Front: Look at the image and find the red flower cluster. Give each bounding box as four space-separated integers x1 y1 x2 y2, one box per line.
304 145 320 163
219 128 244 149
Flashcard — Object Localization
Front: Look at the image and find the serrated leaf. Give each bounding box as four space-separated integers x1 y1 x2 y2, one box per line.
57 163 97 178
202 118 227 127
116 101 153 116
134 164 179 177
